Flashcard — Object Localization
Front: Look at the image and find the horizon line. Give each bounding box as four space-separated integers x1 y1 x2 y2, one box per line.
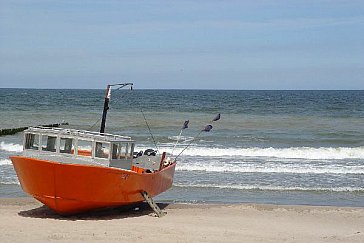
0 87 363 91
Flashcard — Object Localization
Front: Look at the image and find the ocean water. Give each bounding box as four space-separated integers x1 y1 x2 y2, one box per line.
0 89 363 206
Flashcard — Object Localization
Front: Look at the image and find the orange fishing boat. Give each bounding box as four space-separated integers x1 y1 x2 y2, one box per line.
10 83 176 216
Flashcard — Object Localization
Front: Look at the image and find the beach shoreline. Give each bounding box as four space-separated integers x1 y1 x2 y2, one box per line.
0 198 363 242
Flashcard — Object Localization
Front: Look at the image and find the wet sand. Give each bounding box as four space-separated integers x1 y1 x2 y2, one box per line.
0 198 363 242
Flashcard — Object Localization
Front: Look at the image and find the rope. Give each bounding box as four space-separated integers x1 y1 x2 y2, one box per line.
88 84 160 156
88 117 103 130
141 108 160 155
88 88 131 131
171 129 183 156
173 130 202 161
109 89 131 106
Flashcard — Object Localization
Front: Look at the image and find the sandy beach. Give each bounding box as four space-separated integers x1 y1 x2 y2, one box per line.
0 198 362 242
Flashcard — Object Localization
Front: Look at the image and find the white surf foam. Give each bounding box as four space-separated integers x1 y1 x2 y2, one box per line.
0 181 20 185
174 183 364 192
0 159 12 165
155 146 364 160
176 163 364 174
0 142 23 153
168 136 194 142
0 176 20 185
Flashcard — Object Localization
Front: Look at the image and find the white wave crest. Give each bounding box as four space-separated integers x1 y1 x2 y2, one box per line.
176 163 364 174
0 176 20 185
0 181 20 185
172 146 364 160
168 136 194 142
174 184 364 192
0 159 12 165
0 142 23 153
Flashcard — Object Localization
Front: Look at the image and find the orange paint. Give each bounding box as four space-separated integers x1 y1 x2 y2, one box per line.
76 149 91 157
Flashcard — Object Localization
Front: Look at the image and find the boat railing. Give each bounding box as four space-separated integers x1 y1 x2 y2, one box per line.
27 126 132 142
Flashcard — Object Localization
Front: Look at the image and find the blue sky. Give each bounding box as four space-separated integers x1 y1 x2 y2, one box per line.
0 0 363 89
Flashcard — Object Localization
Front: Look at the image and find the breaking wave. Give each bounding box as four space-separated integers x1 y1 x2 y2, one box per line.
176 163 364 174
174 184 364 192
169 146 364 160
0 179 20 185
2 141 362 160
167 136 194 142
0 159 12 165
0 142 23 153
0 182 20 185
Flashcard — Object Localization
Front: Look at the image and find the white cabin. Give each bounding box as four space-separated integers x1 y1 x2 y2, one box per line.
23 127 135 170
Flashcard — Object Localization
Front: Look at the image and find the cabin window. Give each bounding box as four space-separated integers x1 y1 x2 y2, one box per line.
121 143 129 158
77 140 92 157
112 143 133 159
95 142 110 159
41 135 57 152
112 143 119 159
112 143 123 159
25 133 40 150
60 137 74 154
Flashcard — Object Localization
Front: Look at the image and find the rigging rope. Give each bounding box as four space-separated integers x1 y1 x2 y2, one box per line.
88 88 131 131
141 108 160 155
88 84 160 156
173 130 203 161
88 117 103 130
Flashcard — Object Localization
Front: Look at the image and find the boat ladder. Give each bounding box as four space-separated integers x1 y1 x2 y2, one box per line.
141 191 166 217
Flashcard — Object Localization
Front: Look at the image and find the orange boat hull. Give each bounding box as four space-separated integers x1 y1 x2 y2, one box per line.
10 156 176 214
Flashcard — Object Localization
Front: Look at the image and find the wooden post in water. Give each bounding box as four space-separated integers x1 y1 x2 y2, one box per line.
0 122 69 137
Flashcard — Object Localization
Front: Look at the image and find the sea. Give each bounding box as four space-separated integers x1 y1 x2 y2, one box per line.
0 89 363 207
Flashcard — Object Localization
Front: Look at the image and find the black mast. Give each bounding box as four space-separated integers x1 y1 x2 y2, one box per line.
99 83 133 134
100 85 111 134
